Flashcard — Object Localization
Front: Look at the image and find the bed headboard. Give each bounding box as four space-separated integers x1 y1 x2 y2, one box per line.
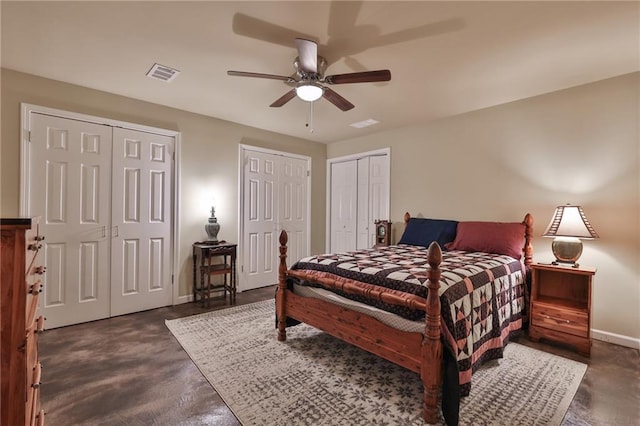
402 212 534 267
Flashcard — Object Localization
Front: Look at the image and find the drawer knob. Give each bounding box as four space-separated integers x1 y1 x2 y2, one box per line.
30 283 43 295
32 363 42 388
36 316 46 333
36 235 45 241
36 410 45 426
28 243 42 251
35 265 47 274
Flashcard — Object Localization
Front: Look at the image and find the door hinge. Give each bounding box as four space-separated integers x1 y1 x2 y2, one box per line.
171 275 174 284
307 170 310 177
28 131 31 142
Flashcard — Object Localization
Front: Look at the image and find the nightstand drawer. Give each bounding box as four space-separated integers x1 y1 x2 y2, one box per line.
531 303 588 337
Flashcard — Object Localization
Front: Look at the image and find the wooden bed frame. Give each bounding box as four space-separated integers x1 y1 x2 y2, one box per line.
276 212 533 423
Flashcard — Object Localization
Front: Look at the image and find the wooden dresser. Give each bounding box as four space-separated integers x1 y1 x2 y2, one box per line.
1 218 46 425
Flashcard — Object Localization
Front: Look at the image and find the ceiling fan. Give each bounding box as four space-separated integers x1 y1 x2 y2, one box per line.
227 38 391 111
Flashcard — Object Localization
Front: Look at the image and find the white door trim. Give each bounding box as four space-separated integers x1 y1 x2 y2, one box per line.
326 147 391 250
237 144 311 290
19 103 182 306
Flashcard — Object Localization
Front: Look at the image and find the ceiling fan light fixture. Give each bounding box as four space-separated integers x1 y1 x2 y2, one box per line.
296 83 324 102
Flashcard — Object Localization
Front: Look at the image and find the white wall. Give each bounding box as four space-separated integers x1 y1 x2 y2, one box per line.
328 72 640 343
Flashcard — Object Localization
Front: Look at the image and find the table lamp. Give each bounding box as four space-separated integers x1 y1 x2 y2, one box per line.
542 204 598 267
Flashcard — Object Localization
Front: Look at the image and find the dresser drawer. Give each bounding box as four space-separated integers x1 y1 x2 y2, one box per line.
531 303 588 337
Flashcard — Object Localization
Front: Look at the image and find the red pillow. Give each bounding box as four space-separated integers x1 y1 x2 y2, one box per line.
444 221 525 259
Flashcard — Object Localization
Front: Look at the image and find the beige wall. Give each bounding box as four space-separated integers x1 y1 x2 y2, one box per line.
1 69 327 299
328 72 640 341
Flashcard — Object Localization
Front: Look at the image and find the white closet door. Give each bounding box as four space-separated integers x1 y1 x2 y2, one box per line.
356 157 371 249
279 156 308 265
30 113 112 328
243 150 278 291
328 151 390 252
241 148 309 291
369 154 390 239
330 160 358 253
110 128 174 315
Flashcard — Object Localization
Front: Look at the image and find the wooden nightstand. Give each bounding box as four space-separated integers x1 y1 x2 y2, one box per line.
529 263 596 356
192 242 237 307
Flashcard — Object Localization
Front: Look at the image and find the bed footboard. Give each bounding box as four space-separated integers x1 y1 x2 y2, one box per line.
275 231 443 424
422 242 443 423
276 231 289 342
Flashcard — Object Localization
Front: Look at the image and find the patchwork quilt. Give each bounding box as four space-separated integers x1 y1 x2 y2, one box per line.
290 244 526 396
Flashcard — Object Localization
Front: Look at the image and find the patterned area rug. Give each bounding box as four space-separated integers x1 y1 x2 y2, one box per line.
166 299 586 425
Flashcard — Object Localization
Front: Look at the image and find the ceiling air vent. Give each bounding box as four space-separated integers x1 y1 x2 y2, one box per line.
350 118 380 129
146 63 180 82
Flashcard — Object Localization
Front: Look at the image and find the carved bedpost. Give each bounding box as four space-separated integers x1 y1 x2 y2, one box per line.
276 230 289 342
404 212 411 227
523 213 534 268
422 241 443 424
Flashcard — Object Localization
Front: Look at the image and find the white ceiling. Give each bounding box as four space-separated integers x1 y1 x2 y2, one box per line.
2 1 638 143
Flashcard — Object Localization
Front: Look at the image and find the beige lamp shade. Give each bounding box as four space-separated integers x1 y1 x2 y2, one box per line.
543 204 598 266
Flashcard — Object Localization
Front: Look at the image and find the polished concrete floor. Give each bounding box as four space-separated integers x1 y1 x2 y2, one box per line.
40 286 639 425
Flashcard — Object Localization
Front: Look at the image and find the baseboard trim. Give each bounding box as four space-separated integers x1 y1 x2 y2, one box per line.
174 294 194 305
592 329 640 350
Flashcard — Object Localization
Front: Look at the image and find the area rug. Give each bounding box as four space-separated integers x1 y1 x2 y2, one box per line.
166 299 587 425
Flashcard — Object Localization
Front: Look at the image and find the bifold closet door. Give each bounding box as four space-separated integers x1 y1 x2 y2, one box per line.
278 155 308 266
28 113 175 327
29 113 112 328
242 149 309 291
110 128 174 316
243 150 279 291
329 153 389 253
330 160 357 253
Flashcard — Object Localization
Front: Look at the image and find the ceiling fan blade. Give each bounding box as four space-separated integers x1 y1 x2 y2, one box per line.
232 14 316 49
323 87 354 111
325 70 391 84
295 38 318 73
270 90 297 107
227 70 293 82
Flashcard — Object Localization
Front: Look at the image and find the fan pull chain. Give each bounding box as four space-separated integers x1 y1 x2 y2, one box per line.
306 101 314 133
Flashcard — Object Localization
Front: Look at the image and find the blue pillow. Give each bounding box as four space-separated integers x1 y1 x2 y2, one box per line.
398 218 459 248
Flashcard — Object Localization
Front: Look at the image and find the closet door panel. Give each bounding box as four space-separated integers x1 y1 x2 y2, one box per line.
279 156 308 266
356 158 371 250
111 128 174 316
30 113 111 328
243 151 278 290
330 160 357 253
369 155 390 221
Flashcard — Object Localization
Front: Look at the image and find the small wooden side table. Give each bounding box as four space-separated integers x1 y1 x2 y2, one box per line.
529 262 596 356
192 242 237 307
